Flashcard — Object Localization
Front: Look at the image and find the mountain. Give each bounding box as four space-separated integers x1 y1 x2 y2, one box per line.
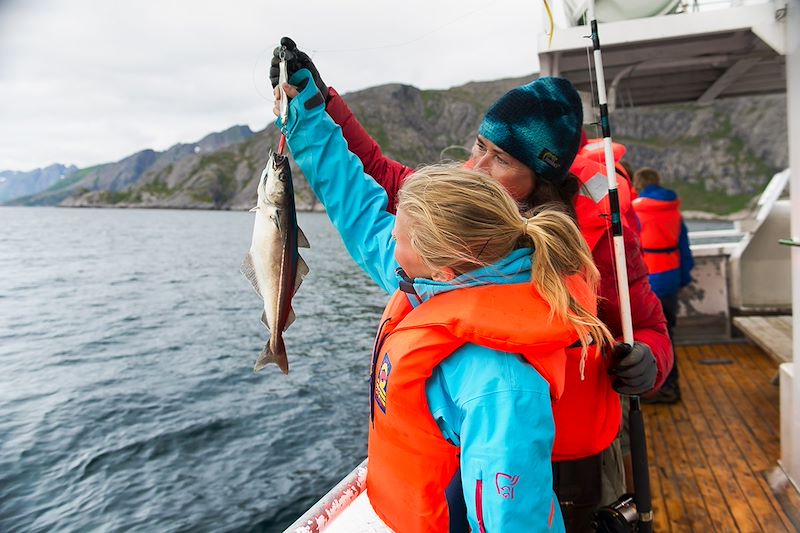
0 164 79 203
4 78 788 216
8 125 254 207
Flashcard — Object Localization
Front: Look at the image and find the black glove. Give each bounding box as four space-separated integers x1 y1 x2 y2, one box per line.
269 37 329 102
609 342 657 395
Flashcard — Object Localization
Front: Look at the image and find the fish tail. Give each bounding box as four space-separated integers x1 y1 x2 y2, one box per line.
253 335 288 374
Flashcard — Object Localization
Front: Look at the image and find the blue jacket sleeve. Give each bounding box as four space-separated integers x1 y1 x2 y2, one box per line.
678 220 694 288
426 345 565 532
278 69 399 294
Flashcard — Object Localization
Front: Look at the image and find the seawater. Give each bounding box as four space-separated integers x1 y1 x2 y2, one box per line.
0 207 388 532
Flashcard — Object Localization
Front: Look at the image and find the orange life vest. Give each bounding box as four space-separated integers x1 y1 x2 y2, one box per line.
570 153 634 254
367 279 594 532
550 342 621 461
580 137 631 182
547 154 636 461
632 196 682 274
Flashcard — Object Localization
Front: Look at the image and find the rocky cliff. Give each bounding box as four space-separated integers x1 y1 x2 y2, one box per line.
613 93 787 214
5 77 788 216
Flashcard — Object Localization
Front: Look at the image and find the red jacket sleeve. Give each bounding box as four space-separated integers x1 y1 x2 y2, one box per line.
593 209 674 391
325 87 414 214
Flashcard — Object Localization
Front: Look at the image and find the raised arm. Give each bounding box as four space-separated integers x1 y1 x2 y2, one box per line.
277 69 400 294
325 87 414 213
270 37 413 213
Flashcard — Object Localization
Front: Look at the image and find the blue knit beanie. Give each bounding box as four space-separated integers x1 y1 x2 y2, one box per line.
478 77 583 184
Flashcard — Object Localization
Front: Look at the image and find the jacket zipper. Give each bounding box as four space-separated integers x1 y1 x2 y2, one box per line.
476 479 486 533
370 317 392 425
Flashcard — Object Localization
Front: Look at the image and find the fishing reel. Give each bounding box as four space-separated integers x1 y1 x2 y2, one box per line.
592 494 638 533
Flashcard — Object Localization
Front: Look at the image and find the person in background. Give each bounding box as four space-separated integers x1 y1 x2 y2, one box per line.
271 38 673 532
632 167 694 404
278 71 616 530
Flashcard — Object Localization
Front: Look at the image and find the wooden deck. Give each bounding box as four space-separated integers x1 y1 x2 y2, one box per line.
643 342 800 532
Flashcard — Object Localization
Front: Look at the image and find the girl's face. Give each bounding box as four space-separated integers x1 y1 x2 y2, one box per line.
469 135 536 201
393 208 433 280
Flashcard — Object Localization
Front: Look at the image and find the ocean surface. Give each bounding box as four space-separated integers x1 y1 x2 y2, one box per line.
0 207 387 533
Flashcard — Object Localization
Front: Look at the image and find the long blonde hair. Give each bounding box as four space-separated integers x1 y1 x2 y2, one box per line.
397 164 613 356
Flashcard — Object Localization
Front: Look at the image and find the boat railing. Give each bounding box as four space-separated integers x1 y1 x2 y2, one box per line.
283 460 368 533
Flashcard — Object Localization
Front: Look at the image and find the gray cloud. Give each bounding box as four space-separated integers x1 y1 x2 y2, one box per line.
0 0 542 171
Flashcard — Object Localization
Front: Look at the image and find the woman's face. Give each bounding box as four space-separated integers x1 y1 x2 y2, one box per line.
469 135 536 201
393 208 432 280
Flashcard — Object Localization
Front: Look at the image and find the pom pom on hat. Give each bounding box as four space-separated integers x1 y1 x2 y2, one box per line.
478 77 583 184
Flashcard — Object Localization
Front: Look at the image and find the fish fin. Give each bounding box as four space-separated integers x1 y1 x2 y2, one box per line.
254 336 288 374
297 226 310 248
249 206 259 212
241 253 263 298
293 256 309 295
297 256 310 278
284 307 296 331
261 310 269 329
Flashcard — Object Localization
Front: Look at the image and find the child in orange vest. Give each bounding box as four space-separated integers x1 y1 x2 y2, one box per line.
360 168 616 532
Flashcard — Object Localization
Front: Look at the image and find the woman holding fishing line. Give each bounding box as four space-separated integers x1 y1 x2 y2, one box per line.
275 71 613 531
272 38 672 532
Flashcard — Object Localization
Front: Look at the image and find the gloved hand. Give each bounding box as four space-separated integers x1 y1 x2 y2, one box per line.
269 37 329 103
609 342 657 395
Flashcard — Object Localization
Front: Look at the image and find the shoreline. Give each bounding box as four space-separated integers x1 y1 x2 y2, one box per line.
2 203 740 220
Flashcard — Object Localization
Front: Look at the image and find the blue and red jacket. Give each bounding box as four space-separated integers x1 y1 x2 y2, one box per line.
368 280 594 532
632 185 694 297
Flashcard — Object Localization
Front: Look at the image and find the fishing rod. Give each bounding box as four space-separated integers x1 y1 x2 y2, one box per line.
584 2 654 532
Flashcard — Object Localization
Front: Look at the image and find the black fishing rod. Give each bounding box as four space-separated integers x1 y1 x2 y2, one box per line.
583 2 653 532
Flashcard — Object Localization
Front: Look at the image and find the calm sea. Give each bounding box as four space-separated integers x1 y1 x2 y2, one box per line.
0 207 388 533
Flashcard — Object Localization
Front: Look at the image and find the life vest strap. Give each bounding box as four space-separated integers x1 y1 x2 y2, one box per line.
643 246 679 254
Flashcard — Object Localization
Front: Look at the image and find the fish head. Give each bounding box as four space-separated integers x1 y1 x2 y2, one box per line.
259 152 291 206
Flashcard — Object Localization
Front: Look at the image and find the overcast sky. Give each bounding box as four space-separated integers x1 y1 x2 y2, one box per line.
0 0 548 172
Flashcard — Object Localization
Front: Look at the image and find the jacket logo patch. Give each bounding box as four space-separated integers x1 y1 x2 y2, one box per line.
375 353 391 414
496 473 520 500
538 149 562 169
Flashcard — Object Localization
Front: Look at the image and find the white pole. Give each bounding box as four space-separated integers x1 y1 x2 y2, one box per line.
786 0 800 488
586 1 634 345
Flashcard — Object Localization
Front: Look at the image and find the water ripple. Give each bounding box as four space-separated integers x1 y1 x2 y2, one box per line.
0 207 383 532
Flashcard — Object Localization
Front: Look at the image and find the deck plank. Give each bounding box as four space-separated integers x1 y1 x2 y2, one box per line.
642 343 795 533
648 407 689 531
728 343 781 420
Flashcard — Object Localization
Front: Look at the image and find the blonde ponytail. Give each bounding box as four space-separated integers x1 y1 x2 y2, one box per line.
522 205 614 360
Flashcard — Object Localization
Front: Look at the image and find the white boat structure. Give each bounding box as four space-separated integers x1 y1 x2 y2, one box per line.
285 0 800 530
